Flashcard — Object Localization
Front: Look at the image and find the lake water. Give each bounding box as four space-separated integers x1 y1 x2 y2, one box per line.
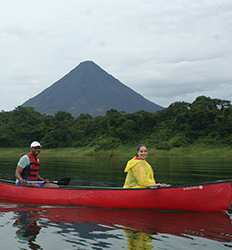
0 153 232 249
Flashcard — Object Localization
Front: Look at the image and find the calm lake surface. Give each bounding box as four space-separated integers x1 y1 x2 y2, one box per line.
0 153 232 250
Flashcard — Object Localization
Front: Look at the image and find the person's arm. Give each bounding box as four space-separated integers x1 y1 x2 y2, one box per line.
15 166 24 184
15 155 31 185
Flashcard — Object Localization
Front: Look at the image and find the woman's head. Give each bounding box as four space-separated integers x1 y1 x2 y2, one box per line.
136 145 148 159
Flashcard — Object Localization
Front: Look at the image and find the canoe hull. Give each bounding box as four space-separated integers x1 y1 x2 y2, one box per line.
0 181 231 212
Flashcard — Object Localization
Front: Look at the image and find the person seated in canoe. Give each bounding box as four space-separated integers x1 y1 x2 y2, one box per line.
15 141 58 188
123 144 160 188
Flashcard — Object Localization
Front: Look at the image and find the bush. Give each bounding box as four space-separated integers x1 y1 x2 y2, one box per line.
169 135 190 148
195 136 221 145
155 141 171 150
94 137 121 151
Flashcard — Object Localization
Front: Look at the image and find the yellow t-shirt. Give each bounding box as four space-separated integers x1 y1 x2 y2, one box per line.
123 157 156 188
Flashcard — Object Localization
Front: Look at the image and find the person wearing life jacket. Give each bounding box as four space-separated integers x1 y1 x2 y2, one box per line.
123 145 158 188
15 141 58 188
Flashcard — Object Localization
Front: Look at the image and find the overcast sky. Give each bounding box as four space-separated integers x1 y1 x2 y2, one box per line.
1 0 232 110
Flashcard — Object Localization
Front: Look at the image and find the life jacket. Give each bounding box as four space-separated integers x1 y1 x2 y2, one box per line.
22 152 40 181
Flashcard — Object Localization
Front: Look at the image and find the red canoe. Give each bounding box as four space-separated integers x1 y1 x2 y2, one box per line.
0 180 231 212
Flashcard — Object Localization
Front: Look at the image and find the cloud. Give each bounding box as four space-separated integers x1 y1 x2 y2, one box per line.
0 0 232 110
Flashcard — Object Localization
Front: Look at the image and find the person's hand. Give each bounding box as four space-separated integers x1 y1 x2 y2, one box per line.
39 178 49 183
19 178 24 184
156 183 171 187
149 183 171 188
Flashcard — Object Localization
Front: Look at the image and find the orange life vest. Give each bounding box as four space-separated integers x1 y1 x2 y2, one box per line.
22 152 40 181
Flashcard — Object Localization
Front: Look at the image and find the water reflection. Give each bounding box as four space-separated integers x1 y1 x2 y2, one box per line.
13 210 41 250
124 230 152 250
0 204 232 249
40 207 232 242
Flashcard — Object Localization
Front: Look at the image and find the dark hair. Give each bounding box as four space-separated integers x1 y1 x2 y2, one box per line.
136 144 146 156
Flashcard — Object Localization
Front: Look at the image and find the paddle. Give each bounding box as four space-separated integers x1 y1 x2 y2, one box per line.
0 177 71 186
26 177 71 186
51 177 71 186
149 183 171 189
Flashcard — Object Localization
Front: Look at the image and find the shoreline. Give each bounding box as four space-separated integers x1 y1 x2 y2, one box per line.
0 144 232 159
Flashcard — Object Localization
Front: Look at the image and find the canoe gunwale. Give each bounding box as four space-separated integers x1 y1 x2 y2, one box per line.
0 178 232 190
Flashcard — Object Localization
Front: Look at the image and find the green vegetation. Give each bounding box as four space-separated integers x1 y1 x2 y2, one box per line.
1 145 232 160
0 96 232 151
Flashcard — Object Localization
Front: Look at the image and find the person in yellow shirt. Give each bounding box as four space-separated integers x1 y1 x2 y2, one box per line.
123 145 157 188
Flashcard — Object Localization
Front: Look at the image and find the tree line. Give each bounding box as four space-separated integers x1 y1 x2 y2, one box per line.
0 96 231 150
